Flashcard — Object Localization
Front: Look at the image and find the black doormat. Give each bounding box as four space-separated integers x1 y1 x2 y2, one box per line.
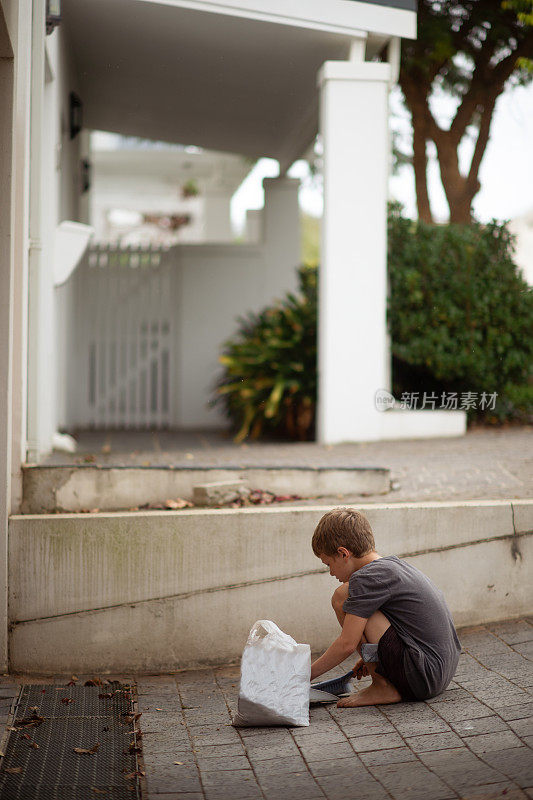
0 684 142 800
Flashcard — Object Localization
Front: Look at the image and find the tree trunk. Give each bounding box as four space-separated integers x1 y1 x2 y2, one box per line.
412 113 433 224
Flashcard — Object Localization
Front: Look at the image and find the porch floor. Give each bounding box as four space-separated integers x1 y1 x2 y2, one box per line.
2 618 532 800
42 426 533 504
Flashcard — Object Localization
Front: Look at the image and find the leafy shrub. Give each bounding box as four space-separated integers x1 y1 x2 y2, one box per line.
210 266 317 441
387 202 533 420
212 207 532 440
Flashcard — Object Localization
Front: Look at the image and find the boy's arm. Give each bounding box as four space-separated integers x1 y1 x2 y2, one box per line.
310 614 367 681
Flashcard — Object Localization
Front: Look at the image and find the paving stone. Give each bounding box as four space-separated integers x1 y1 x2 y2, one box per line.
143 749 197 766
194 755 253 772
513 642 533 659
508 718 533 738
427 688 472 705
199 769 255 786
315 772 389 800
251 755 307 775
292 728 347 745
463 730 524 753
141 711 189 733
256 772 323 796
470 689 531 709
430 699 495 723
456 784 529 799
451 716 510 736
497 702 533 721
338 719 397 737
203 785 262 800
405 731 464 752
147 795 205 800
147 794 205 800
307 756 366 778
480 747 533 788
419 747 511 791
193 743 246 759
346 732 404 753
487 620 533 644
390 716 453 737
190 727 242 746
369 760 454 800
146 763 203 794
297 740 356 761
359 747 418 766
245 741 301 762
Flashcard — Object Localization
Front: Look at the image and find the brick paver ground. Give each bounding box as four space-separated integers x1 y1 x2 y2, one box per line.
2 618 532 799
43 427 532 504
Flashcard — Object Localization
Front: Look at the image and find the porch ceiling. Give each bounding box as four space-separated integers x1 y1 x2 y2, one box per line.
63 0 391 167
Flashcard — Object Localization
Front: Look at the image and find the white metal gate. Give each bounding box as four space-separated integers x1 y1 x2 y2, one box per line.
69 244 174 428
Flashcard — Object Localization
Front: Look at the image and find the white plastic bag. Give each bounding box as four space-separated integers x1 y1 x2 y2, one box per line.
232 620 311 727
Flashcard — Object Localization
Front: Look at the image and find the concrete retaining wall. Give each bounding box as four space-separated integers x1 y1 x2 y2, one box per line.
8 500 533 673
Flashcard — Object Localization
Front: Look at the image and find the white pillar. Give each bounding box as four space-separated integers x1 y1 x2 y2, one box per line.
317 60 391 443
262 176 300 295
202 190 233 242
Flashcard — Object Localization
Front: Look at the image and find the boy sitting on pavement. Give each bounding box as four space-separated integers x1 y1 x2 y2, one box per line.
310 507 461 706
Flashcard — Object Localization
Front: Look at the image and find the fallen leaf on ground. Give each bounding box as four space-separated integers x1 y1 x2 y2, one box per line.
164 498 192 509
71 675 78 681
174 761 183 765
29 706 39 711
15 712 44 728
124 770 145 779
85 679 104 686
61 697 74 704
29 742 39 749
5 766 22 774
155 708 163 711
73 743 100 754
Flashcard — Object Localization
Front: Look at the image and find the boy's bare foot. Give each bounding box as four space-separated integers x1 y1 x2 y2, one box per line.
337 678 401 707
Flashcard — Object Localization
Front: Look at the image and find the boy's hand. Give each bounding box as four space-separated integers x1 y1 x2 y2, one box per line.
353 658 369 680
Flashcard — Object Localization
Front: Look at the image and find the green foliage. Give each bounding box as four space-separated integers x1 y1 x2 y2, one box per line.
213 208 532 440
387 202 533 419
210 266 317 441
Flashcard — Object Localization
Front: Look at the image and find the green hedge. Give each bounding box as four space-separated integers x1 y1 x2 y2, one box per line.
211 207 532 439
387 203 533 422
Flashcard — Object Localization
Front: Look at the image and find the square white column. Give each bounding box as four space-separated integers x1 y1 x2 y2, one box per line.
317 61 391 443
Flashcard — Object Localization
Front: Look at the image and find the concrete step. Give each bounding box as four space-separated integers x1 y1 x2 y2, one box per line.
21 463 391 513
8 499 533 673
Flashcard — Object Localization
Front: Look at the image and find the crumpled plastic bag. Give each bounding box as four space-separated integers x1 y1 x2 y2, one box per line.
232 620 311 727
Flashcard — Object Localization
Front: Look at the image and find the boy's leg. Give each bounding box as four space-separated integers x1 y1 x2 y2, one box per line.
331 584 402 707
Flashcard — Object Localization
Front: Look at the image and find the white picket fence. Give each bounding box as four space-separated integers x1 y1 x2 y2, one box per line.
69 244 174 428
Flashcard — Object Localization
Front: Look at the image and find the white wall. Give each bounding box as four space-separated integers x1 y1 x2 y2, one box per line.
27 17 86 460
0 0 16 674
63 177 301 430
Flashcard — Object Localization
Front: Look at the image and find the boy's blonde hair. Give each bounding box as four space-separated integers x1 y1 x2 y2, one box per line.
312 507 375 558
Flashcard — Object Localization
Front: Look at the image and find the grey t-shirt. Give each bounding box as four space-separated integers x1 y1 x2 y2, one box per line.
342 556 461 700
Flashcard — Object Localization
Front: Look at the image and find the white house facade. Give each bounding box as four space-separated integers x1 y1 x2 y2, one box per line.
0 0 470 671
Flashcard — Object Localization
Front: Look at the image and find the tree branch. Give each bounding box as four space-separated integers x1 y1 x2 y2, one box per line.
467 93 497 191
